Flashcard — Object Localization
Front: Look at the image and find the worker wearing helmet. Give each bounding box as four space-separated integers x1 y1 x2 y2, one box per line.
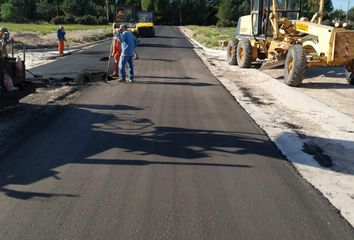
0 28 13 58
56 25 66 55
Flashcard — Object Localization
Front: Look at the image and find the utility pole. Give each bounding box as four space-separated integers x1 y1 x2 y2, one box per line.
57 0 59 17
106 0 109 21
179 0 182 26
346 0 350 23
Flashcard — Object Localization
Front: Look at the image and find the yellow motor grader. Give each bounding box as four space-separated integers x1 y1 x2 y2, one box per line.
227 0 354 86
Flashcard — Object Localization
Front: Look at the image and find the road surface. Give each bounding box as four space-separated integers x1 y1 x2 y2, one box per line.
0 27 353 239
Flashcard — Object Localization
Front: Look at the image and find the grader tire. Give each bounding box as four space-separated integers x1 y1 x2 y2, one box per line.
345 69 354 85
284 45 306 87
237 39 252 68
226 39 238 65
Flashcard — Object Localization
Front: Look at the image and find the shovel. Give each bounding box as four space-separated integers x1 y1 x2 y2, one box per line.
104 37 115 82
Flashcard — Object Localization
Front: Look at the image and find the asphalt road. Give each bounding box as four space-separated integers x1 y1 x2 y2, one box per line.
0 26 353 239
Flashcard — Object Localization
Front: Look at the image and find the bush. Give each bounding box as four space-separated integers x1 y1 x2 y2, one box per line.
77 15 98 25
1 2 17 22
52 16 65 24
97 16 108 25
64 14 76 24
75 16 82 24
217 19 236 27
36 0 56 22
322 19 334 26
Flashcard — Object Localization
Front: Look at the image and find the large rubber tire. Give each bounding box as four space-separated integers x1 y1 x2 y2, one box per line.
345 69 354 85
284 45 307 87
236 39 252 68
226 39 238 65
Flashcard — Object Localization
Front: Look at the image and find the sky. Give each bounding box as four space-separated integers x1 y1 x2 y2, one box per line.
332 0 353 10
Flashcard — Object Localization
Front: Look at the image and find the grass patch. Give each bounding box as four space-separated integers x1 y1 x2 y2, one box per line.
186 25 235 48
4 23 112 35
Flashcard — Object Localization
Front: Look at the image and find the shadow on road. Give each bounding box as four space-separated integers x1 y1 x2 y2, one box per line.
0 103 269 200
1 102 352 201
134 75 216 86
136 75 195 80
0 187 78 200
265 67 352 89
157 35 185 39
75 159 252 168
300 82 354 89
134 81 216 87
138 43 193 49
138 58 178 62
304 67 346 79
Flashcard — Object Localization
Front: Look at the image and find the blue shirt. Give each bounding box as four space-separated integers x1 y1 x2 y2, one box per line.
57 29 65 40
115 31 138 56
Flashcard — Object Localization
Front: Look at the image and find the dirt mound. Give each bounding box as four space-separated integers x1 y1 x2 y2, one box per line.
11 29 110 49
13 32 56 49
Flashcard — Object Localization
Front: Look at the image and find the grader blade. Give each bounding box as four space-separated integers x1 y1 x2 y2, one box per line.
259 60 285 71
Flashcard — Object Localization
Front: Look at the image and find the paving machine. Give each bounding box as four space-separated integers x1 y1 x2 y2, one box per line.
115 4 138 36
0 29 35 109
226 0 354 86
136 11 155 37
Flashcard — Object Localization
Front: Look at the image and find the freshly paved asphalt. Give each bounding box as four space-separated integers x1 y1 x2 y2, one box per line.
0 27 353 239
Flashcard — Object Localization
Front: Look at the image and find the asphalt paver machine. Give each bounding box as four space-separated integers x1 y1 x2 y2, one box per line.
227 0 354 86
0 29 35 109
115 3 139 36
136 11 155 37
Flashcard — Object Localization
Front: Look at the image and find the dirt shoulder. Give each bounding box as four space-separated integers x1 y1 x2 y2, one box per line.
13 29 111 49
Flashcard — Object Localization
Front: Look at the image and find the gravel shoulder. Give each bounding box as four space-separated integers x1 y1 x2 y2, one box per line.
181 26 354 227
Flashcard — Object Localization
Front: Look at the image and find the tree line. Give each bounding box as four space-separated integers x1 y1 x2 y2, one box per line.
0 0 353 26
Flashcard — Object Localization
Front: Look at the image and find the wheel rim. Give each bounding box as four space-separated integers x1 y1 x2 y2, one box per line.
287 55 294 75
238 47 244 61
229 46 234 59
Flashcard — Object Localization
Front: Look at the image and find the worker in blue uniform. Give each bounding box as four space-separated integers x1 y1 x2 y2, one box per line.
115 25 138 82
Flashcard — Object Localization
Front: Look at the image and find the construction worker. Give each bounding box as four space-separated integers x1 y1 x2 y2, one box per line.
112 24 122 78
0 28 13 58
56 25 66 55
115 25 138 82
117 9 125 21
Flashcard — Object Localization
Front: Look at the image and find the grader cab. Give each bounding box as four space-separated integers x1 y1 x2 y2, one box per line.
227 0 354 86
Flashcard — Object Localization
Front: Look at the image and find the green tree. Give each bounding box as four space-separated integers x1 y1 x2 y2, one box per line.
36 0 56 22
302 0 333 19
348 6 354 22
217 0 246 26
141 0 153 11
24 0 37 20
1 0 26 22
154 0 171 23
1 2 17 22
61 0 96 16
330 9 346 21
